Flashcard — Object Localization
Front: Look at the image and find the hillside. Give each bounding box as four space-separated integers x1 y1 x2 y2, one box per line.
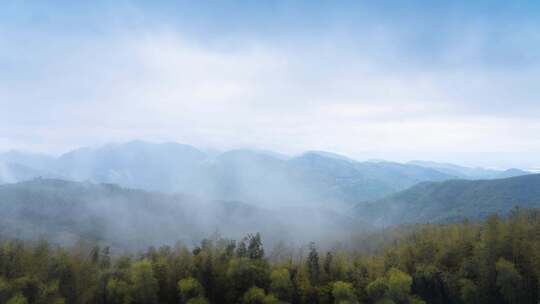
0 179 363 249
288 153 454 203
0 141 460 207
354 173 540 226
0 161 59 184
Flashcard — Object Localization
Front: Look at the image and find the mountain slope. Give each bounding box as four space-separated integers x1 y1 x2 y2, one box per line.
0 151 56 171
0 162 59 184
409 160 531 179
55 140 207 192
3 141 459 207
288 153 455 202
0 179 364 249
354 174 540 225
46 141 460 206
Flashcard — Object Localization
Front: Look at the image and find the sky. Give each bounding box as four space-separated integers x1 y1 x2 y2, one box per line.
1 0 540 169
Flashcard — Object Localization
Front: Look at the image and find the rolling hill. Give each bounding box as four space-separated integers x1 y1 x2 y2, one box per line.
354 173 540 226
1 141 461 207
0 178 364 249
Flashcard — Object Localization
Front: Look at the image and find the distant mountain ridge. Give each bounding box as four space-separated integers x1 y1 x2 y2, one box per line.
0 161 61 184
0 141 531 207
408 160 530 179
0 141 458 206
354 173 540 226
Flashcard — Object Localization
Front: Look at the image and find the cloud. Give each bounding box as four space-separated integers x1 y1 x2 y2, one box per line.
0 2 539 168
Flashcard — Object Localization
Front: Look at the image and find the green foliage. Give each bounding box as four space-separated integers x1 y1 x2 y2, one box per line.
130 259 159 304
247 233 265 260
187 296 210 304
355 174 540 225
106 277 131 304
0 210 540 303
332 281 358 304
496 258 523 304
459 279 479 304
409 296 426 304
6 293 28 304
385 268 412 303
366 277 387 301
0 276 11 303
178 277 205 302
242 287 266 304
270 268 293 301
307 242 320 286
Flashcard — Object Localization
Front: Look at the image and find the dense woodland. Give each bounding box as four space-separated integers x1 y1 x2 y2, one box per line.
1 208 540 304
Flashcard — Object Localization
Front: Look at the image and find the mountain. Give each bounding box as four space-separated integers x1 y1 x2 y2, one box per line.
0 179 364 249
288 153 456 203
496 168 531 179
2 141 460 206
0 161 59 184
188 149 457 205
354 174 540 226
409 160 531 179
0 150 56 171
0 151 59 184
55 140 207 192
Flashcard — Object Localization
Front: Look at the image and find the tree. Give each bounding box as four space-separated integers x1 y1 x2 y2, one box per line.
242 287 282 304
386 268 412 303
6 294 28 304
227 257 270 302
261 293 282 304
187 296 209 304
496 258 523 304
477 214 501 303
459 279 479 304
130 260 158 304
366 277 387 302
106 277 131 304
270 268 293 301
412 265 445 303
332 281 358 304
178 277 206 303
247 234 265 260
237 239 248 258
242 287 266 304
307 242 320 286
0 276 10 303
322 252 333 283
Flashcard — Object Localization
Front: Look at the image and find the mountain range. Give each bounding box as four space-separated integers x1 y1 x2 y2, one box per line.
0 140 531 207
408 160 530 179
0 140 538 248
2 172 540 249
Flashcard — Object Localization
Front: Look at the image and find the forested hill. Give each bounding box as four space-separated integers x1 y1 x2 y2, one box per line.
354 173 540 226
0 179 363 249
0 141 459 205
1 208 540 304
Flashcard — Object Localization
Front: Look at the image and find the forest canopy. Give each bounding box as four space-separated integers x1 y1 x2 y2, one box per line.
1 208 540 304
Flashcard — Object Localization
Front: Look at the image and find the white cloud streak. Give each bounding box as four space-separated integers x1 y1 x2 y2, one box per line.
1 21 539 168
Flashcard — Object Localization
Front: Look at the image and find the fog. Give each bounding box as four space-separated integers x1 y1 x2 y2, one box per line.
0 180 364 252
0 142 383 250
1 139 534 252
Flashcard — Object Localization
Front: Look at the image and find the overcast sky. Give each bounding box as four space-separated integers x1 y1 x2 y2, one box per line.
1 1 539 169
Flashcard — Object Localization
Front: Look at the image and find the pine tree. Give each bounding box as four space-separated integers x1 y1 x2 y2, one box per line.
307 242 320 286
